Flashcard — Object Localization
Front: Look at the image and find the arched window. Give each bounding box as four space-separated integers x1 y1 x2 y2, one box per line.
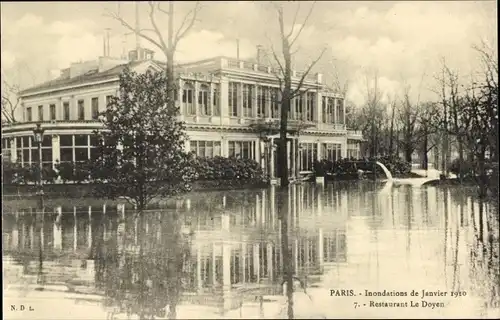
183 82 195 115
198 84 210 116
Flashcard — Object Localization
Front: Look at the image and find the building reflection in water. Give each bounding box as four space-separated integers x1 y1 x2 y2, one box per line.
2 183 499 316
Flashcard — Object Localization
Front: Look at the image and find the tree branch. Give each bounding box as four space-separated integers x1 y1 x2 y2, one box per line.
291 47 326 97
105 10 164 52
147 1 168 51
173 1 201 49
289 1 316 48
285 2 301 39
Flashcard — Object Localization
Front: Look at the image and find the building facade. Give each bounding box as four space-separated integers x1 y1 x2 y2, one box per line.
1 51 363 178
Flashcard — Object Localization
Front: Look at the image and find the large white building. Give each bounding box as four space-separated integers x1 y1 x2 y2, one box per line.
1 48 363 179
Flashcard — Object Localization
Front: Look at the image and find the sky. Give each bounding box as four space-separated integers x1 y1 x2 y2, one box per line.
1 1 497 106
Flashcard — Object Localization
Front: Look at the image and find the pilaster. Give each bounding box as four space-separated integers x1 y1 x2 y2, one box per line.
52 134 60 169
10 137 16 162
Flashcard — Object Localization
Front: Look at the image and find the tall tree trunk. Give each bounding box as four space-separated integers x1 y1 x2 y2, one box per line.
422 127 429 170
279 44 292 187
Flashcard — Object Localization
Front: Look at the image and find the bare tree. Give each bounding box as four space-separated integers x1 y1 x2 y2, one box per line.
1 79 21 124
433 59 468 180
387 94 398 156
360 70 386 158
268 1 326 187
397 85 422 162
106 1 202 113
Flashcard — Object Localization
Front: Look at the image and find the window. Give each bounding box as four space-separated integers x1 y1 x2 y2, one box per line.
49 104 56 120
228 82 239 117
347 141 359 159
26 107 32 122
306 92 315 122
256 86 266 118
299 143 318 171
228 141 254 159
38 105 44 121
242 84 253 118
323 143 342 161
293 94 303 120
77 99 85 120
322 97 327 123
91 97 99 120
183 82 195 115
336 99 344 125
270 87 280 118
213 85 220 116
198 84 210 116
63 102 70 120
59 134 93 164
191 140 221 158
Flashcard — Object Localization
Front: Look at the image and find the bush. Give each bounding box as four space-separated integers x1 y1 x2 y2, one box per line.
195 156 265 182
313 156 412 179
55 161 91 183
2 160 58 184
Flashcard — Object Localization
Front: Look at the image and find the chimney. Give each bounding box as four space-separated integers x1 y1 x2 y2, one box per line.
256 45 263 64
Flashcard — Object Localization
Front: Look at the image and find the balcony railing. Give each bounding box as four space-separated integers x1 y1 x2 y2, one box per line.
224 58 318 82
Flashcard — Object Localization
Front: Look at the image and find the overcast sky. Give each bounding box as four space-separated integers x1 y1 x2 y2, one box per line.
1 1 497 105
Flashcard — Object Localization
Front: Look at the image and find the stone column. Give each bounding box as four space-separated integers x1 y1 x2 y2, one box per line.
53 206 62 250
252 84 258 118
209 82 214 116
317 142 322 161
287 140 291 176
238 82 243 118
71 95 76 120
261 190 266 225
194 81 199 119
270 138 275 179
52 135 60 170
316 91 322 123
255 139 260 164
222 240 232 311
10 137 16 162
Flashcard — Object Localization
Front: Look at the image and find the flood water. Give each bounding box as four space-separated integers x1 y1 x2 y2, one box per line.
3 182 500 319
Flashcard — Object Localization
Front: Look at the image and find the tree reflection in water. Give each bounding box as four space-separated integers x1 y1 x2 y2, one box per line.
93 211 191 320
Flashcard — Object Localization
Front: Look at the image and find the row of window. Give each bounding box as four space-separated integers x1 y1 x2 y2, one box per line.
23 87 343 124
190 140 256 159
24 96 113 122
8 135 355 169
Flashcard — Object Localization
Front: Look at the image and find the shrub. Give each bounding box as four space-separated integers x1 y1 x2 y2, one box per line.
195 156 265 182
313 156 412 178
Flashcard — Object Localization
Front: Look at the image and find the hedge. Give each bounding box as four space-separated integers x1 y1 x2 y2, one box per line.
313 156 412 178
3 157 266 185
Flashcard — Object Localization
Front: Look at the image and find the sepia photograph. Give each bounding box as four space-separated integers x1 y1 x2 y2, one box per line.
1 1 498 319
